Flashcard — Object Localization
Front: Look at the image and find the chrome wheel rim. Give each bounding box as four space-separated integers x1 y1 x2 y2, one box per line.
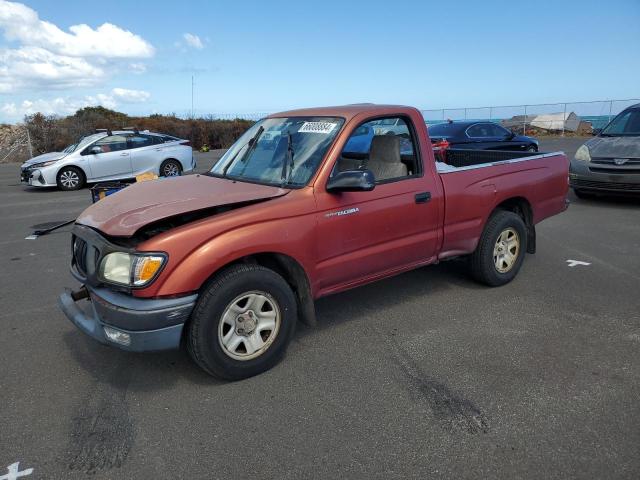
60 170 79 188
493 228 520 273
218 291 281 361
163 162 180 176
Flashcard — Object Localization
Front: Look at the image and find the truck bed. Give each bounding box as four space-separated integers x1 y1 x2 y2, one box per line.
440 148 550 168
436 149 569 259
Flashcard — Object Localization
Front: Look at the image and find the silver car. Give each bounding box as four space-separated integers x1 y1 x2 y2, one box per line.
570 103 640 197
20 129 194 190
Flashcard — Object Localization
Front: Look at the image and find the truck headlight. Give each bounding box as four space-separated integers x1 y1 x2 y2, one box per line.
575 145 591 162
99 252 166 287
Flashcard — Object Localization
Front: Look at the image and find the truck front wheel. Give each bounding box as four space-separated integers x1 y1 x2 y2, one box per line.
469 210 527 287
187 264 297 380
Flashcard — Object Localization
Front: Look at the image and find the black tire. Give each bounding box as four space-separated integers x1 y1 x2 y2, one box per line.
160 159 182 177
56 166 85 191
187 264 297 380
469 210 528 287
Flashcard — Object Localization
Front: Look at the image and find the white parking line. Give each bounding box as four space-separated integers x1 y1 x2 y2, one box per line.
0 462 33 480
566 259 591 267
540 232 640 281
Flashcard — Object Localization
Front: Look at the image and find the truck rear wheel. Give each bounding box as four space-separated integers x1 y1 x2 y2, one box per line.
469 210 527 286
187 264 297 380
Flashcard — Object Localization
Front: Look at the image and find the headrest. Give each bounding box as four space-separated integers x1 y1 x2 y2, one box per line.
369 135 401 163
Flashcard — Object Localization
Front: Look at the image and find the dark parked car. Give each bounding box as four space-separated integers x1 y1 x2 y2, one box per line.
428 121 539 152
570 103 640 197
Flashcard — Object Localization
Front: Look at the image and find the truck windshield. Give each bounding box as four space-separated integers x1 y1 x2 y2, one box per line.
210 116 344 187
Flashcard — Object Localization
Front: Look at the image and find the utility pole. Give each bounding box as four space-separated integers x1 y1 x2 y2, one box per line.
191 75 195 118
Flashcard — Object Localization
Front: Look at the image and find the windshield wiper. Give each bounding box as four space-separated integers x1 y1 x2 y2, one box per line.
220 126 264 177
280 131 295 185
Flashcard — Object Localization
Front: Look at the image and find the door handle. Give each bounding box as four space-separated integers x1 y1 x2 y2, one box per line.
120 152 129 156
415 192 431 204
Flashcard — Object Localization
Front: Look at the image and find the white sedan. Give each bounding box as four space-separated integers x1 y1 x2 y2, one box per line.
20 129 195 190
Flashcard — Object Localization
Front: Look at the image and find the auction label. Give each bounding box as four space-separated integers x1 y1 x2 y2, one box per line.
298 122 337 134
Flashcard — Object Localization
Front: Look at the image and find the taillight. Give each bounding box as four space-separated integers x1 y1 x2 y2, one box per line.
180 141 191 147
432 139 450 150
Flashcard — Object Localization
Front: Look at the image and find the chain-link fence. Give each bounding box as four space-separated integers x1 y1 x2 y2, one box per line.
420 98 640 135
208 112 270 121
0 124 32 163
202 98 639 135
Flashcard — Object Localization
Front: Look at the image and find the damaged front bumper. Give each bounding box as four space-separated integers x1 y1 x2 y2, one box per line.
21 166 55 187
58 285 197 352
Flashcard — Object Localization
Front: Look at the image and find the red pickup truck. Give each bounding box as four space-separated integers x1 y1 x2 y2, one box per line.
59 105 569 379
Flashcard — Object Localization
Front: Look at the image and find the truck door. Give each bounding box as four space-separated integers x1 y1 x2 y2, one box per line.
85 134 132 180
313 116 442 291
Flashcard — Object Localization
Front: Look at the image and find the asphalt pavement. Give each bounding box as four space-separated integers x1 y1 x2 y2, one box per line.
1 138 639 479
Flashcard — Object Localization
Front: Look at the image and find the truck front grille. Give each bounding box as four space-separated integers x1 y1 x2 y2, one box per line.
73 237 89 276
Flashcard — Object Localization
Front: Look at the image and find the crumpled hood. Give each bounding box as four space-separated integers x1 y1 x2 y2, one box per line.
77 175 290 237
21 151 68 167
585 136 640 158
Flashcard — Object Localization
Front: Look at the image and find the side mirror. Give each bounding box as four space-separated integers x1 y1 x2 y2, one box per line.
505 131 516 140
592 128 602 136
89 145 103 154
327 169 375 193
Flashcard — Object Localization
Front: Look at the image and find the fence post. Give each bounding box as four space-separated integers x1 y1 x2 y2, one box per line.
608 100 613 123
561 103 567 137
464 108 467 120
26 126 33 158
489 106 493 121
523 105 527 136
441 109 445 121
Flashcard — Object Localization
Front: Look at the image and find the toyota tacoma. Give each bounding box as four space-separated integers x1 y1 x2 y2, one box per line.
59 104 569 380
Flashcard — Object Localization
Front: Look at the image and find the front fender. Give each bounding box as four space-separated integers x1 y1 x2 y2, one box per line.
149 217 317 297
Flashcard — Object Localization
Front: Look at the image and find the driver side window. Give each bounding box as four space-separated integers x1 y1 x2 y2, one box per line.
335 117 421 183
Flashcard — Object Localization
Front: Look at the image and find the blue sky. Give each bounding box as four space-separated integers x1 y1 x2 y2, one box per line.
0 0 638 122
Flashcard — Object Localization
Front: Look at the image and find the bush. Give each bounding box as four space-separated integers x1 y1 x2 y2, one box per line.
22 107 255 157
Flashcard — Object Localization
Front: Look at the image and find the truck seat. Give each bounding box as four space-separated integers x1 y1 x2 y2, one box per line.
368 135 407 181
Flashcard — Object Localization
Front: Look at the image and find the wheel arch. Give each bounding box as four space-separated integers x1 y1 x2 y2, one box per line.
493 196 535 254
161 157 183 169
56 163 87 181
199 251 316 327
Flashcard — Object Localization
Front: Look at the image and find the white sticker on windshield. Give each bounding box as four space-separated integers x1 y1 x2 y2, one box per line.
298 122 337 134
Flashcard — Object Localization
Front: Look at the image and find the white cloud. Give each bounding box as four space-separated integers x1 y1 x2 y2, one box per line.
129 62 147 74
183 33 204 50
0 46 104 93
0 87 151 122
111 87 150 103
0 0 154 92
0 0 154 58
